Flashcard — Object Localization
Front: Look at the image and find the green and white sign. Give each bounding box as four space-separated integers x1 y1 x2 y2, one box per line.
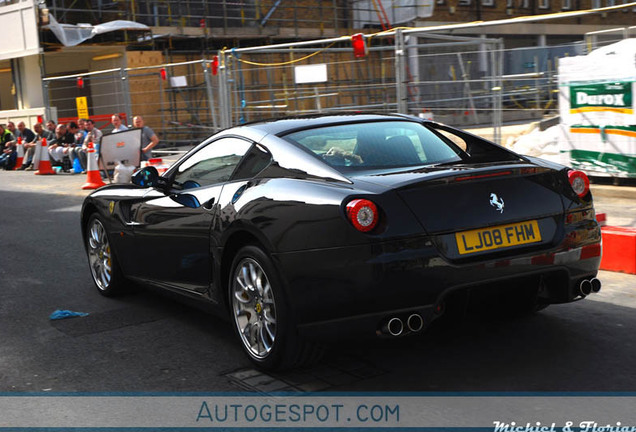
569 82 633 114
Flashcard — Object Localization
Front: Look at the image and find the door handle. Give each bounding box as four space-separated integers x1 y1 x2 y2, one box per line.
124 221 146 227
202 197 215 210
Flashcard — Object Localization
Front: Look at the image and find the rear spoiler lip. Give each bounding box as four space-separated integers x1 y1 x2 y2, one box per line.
351 162 557 191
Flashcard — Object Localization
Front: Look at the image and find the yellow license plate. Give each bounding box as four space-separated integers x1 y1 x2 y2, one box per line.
455 220 541 255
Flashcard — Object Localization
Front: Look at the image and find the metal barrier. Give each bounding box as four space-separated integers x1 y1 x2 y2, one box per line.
42 33 588 147
43 59 220 147
584 26 636 52
216 30 505 141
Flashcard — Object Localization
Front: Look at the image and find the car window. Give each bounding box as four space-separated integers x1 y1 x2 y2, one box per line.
283 121 462 172
432 128 468 151
232 144 272 180
173 137 252 188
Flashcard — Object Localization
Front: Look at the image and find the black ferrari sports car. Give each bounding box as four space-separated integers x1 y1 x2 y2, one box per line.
81 113 602 370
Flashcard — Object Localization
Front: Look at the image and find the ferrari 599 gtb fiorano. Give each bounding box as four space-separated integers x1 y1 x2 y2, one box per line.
81 114 602 370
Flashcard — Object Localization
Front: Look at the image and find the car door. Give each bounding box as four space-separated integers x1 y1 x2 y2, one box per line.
127 137 254 294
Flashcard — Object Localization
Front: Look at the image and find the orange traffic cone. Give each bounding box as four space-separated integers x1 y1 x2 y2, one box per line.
13 136 23 170
82 142 106 190
35 138 55 175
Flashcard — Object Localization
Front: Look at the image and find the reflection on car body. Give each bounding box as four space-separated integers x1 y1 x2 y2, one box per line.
81 113 602 370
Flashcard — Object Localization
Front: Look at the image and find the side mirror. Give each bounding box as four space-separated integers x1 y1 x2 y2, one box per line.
132 166 161 188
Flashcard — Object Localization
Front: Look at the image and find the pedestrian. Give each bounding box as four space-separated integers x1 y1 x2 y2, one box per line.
0 124 16 170
33 123 54 142
111 114 128 133
72 119 103 172
48 124 75 170
133 115 159 161
12 121 37 170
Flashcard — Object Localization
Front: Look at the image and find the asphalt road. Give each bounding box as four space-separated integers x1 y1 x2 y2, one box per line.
2 170 636 393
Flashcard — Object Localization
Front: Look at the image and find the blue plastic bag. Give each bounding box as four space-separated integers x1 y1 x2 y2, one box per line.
49 309 89 320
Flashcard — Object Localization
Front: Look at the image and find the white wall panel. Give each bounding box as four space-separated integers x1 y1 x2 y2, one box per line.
0 0 40 61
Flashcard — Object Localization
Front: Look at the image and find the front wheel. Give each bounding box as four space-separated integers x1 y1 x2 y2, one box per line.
86 214 125 296
229 245 321 370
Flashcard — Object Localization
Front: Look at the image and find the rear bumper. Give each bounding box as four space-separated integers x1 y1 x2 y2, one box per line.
272 224 601 340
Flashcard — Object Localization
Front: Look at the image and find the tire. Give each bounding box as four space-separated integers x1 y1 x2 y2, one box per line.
85 214 126 297
228 245 321 370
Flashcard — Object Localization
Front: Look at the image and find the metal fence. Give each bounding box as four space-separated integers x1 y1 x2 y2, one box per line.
41 31 600 148
43 59 219 146
216 30 508 141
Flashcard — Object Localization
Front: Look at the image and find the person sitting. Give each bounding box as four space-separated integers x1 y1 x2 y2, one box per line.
0 124 16 170
34 122 54 142
12 122 37 170
71 119 103 172
69 121 85 147
48 124 75 171
46 120 56 133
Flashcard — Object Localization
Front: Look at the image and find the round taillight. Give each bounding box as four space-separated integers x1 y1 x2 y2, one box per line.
568 170 590 198
346 199 379 232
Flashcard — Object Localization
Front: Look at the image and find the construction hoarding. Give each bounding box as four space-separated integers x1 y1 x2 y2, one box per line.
559 39 636 177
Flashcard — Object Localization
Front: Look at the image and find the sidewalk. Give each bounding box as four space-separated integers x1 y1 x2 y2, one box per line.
0 169 91 197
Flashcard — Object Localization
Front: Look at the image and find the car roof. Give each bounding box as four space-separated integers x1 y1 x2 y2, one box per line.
236 113 418 136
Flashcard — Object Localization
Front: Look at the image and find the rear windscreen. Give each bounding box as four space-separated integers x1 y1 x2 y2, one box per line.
283 121 463 172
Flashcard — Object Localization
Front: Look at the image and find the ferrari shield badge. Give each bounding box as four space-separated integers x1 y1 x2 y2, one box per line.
489 193 504 213
109 201 115 214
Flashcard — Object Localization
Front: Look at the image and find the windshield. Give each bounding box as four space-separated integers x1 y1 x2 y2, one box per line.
282 121 463 173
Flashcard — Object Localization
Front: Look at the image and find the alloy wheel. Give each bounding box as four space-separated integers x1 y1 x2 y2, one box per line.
87 218 112 291
231 258 277 359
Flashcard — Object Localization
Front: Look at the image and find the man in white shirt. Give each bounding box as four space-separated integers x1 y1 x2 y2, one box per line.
72 119 104 172
111 114 128 133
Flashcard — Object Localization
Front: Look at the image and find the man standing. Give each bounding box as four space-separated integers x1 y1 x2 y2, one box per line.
133 115 160 161
12 121 37 170
111 114 128 133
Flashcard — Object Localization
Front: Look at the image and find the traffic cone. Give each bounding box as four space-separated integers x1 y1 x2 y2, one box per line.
13 137 23 170
82 142 106 190
32 137 41 170
35 138 55 175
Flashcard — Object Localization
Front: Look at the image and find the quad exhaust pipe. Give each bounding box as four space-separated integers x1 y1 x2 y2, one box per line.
407 313 424 332
591 278 601 293
385 317 404 336
379 313 425 337
578 278 601 297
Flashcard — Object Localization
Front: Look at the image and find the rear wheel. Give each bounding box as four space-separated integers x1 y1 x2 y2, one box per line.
86 214 125 296
229 245 321 370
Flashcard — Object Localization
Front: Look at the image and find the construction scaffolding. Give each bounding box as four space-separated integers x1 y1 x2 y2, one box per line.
44 0 432 35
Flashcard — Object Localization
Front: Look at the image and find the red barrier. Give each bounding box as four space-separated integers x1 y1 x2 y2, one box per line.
57 113 127 131
600 226 636 274
596 213 607 226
